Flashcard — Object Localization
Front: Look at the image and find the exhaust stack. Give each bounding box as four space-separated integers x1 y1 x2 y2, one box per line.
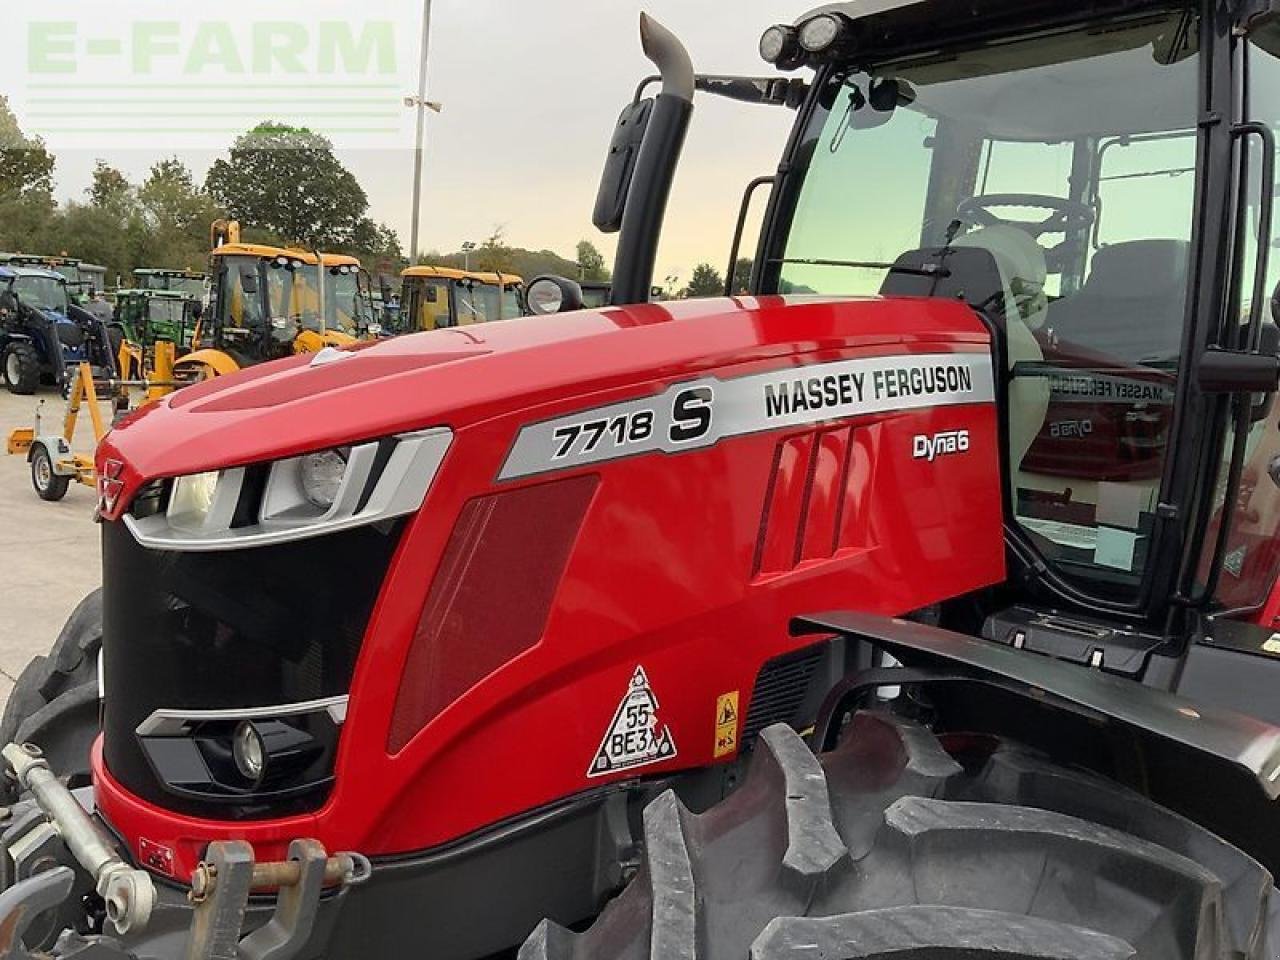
610 14 695 305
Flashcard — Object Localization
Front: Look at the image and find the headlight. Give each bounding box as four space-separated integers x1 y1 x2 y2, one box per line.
167 471 222 532
299 448 350 509
759 24 795 64
798 14 842 53
233 721 265 784
123 428 453 552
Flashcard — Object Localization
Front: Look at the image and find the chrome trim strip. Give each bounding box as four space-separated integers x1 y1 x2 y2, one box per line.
135 695 349 738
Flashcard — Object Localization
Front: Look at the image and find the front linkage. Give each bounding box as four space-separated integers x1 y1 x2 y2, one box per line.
0 743 370 960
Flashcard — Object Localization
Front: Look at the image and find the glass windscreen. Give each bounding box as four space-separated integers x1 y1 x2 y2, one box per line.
13 276 69 314
776 9 1200 596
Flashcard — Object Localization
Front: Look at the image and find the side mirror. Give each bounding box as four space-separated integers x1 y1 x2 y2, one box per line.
192 302 204 322
526 276 585 316
593 98 654 233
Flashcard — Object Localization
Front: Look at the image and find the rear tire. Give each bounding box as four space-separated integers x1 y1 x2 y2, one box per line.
0 590 102 801
3 341 40 395
30 445 70 502
524 713 1274 960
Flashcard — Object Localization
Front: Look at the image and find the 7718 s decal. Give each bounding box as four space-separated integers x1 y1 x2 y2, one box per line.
499 352 994 481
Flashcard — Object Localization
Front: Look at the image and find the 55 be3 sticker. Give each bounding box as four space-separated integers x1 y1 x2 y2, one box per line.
588 666 678 778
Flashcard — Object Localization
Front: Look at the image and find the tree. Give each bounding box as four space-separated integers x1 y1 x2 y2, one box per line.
137 158 224 271
476 226 515 273
0 97 54 200
576 240 610 283
730 257 753 294
205 122 369 248
684 262 724 299
88 162 132 212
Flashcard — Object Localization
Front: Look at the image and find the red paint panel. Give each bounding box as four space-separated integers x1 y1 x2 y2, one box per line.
755 434 816 576
388 475 598 753
800 427 852 562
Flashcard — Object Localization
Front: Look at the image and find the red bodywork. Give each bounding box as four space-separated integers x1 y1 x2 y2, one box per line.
94 296 1005 878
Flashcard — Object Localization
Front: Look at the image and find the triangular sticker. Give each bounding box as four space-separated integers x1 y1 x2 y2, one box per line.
587 666 678 778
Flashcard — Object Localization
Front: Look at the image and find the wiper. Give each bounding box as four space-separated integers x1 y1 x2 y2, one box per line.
767 257 949 278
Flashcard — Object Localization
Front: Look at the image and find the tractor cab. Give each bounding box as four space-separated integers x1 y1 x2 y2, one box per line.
132 269 207 300
114 289 199 351
736 1 1280 649
399 266 525 332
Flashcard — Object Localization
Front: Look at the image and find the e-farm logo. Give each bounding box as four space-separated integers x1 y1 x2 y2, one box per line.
12 9 412 149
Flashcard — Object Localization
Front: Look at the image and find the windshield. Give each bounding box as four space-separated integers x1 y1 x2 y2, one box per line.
139 274 205 298
774 10 1200 598
14 276 69 314
148 298 187 334
502 285 523 319
456 281 503 324
326 269 369 335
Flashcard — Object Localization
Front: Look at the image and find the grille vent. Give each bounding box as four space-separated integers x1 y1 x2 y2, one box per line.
741 644 826 747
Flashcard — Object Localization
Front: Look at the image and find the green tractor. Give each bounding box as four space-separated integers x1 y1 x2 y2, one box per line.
110 289 201 380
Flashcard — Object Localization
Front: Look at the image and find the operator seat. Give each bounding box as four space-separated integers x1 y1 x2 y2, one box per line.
951 225 1052 472
880 224 1051 477
1045 240 1189 363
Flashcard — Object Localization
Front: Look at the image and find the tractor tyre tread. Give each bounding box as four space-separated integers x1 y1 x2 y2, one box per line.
4 342 40 395
521 714 1274 960
0 590 102 799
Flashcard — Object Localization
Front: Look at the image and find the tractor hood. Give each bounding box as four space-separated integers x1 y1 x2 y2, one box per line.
98 295 989 520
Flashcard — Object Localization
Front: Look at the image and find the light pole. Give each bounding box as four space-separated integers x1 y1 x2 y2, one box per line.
461 241 476 272
408 0 443 263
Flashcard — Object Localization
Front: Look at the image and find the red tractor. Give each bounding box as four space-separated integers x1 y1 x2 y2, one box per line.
2 2 1280 958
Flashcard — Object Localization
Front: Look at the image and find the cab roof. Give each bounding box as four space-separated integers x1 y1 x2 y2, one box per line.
116 288 190 299
402 265 524 285
0 266 66 281
135 268 207 278
211 243 362 267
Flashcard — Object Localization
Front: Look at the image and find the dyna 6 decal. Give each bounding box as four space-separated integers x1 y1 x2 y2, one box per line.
499 352 996 480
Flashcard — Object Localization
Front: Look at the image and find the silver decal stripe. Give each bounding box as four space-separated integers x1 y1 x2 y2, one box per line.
500 351 995 481
135 695 349 738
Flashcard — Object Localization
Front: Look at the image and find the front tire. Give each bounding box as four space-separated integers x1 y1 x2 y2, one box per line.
30 445 70 502
3 341 40 395
525 714 1273 960
0 590 102 801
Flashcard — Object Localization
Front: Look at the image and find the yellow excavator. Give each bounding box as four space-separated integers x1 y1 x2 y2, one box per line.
399 265 524 332
174 221 377 381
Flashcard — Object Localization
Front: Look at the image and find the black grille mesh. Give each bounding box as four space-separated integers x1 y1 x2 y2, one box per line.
741 645 825 747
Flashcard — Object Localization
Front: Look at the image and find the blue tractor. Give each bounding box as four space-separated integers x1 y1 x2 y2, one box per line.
0 267 119 395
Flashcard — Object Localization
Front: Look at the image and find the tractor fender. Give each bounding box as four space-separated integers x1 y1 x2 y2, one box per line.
794 611 1280 799
173 349 240 378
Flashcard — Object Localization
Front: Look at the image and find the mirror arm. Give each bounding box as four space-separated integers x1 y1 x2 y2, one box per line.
636 74 808 108
724 176 777 297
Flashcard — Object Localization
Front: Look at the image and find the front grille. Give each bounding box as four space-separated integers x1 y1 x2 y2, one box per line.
741 645 825 748
100 517 403 818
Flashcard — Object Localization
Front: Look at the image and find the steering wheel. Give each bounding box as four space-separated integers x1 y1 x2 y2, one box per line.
957 194 1095 240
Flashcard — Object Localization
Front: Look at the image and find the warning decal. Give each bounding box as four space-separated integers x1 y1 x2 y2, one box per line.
587 666 678 778
714 691 739 759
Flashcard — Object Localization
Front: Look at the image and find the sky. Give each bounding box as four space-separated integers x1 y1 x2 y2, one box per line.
7 1 800 287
